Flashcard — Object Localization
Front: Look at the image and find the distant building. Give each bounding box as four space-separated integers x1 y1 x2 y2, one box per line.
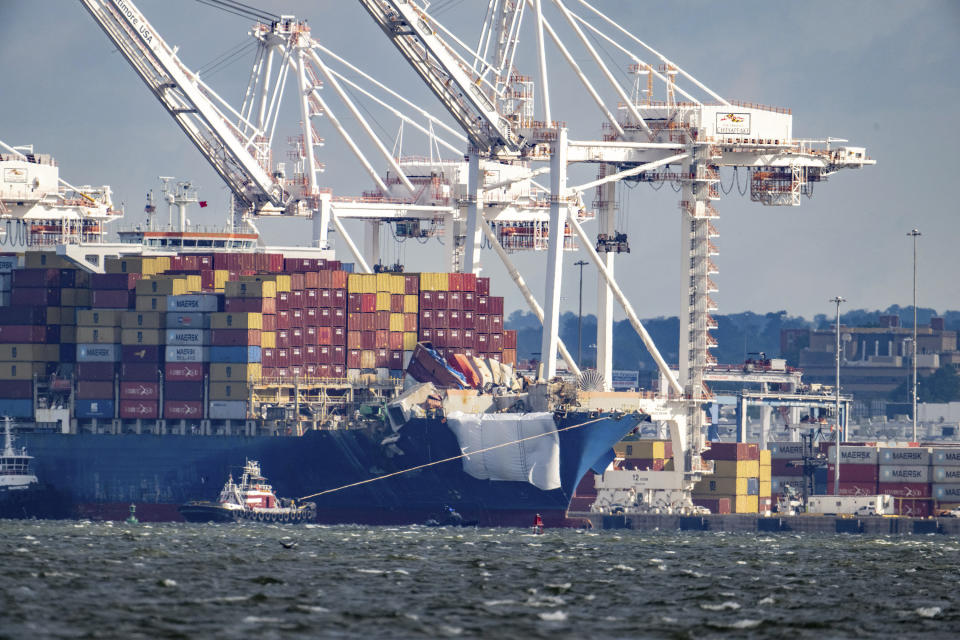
786 316 959 402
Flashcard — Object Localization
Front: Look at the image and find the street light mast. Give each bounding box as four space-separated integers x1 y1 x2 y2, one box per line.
830 295 846 497
908 228 921 442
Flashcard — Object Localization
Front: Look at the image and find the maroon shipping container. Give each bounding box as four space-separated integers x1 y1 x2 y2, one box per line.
291 290 304 309
261 348 276 368
290 273 305 290
476 277 490 296
311 345 327 364
360 331 376 350
388 331 403 351
877 482 931 498
375 348 389 368
448 329 462 348
434 328 447 347
277 330 291 349
361 293 376 313
11 287 60 307
435 310 448 328
389 350 404 369
347 331 362 350
363 313 378 333
420 291 434 310
390 294 404 313
435 291 448 308
448 292 462 311
347 349 361 369
225 297 276 314
76 362 115 381
0 380 33 398
489 297 504 315
403 274 419 295
897 499 932 518
303 308 319 326
0 306 47 325
122 345 161 363
91 289 133 309
262 314 277 332
703 442 760 461
120 381 160 400
826 464 880 483
475 314 490 334
449 310 463 329
421 328 433 342
331 364 345 377
91 272 141 290
77 380 114 399
692 497 731 515
477 296 489 313
277 291 291 311
490 315 503 333
331 345 345 364
0 325 57 343
163 400 203 419
277 311 291 330
211 329 261 346
462 329 475 350
772 458 804 476
13 268 63 287
165 381 204 401
373 311 389 331
461 292 476 312
348 293 362 313
317 326 332 346
119 400 159 420
303 326 318 346
375 329 389 349
290 347 303 366
490 332 503 352
290 309 304 327
304 272 319 289
120 362 161 382
475 333 489 352
827 482 879 496
291 327 305 347
504 330 517 350
332 327 346 346
402 313 417 332
419 309 434 329
164 362 206 382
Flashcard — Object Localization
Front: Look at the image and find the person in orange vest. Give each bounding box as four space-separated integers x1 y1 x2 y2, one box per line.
533 513 544 534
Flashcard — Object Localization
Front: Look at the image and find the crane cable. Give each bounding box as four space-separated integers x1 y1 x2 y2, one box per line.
297 413 629 501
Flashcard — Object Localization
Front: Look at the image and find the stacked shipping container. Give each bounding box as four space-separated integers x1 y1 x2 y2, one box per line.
694 443 772 513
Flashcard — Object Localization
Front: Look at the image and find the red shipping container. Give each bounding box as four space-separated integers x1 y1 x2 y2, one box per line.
291 327 305 347
477 296 489 313
491 315 503 333
165 381 204 401
435 291 448 308
361 293 376 313
290 273 305 290
360 331 376 350
347 349 361 369
91 273 141 290
375 311 390 331
404 274 419 295
120 362 160 382
11 287 60 307
877 482 931 498
828 482 879 496
304 345 318 364
317 364 331 378
490 332 503 352
476 277 490 296
277 291 291 311
277 330 291 349
290 347 304 366
347 331 362 350
0 380 32 398
462 292 476 311
772 458 804 476
331 364 345 378
435 310 448 328
388 294 402 313
304 364 317 377
389 350 404 369
77 380 114 399
420 291 434 310
448 291 462 310
303 326 318 345
375 348 389 368
262 314 277 332
489 297 504 315
120 381 160 400
704 442 760 461
332 308 346 327
476 333 489 352
290 309 304 326
447 329 462 348
318 289 332 308
331 345 345 364
304 272 319 289
419 310 434 329
318 308 332 327
261 348 276 368
897 499 932 518
434 328 447 347
316 346 330 364
332 327 346 346
375 329 389 349
348 293 362 313
357 313 373 333
504 330 517 349
462 329 476 350
449 310 462 329
475 314 490 334
211 329 261 346
277 311 291 330
301 308 317 326
403 313 417 332
90 289 133 309
122 345 161 363
826 464 879 483
692 498 731 515
119 400 159 420
164 400 203 419
291 290 304 309
332 289 346 308
164 362 205 382
421 328 433 342
388 331 403 351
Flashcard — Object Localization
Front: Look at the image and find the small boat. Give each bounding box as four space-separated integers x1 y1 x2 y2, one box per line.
179 460 316 524
0 417 39 493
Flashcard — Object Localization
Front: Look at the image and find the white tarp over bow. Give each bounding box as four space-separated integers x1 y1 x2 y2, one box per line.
445 411 560 491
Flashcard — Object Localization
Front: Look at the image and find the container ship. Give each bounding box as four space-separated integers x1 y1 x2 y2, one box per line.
0 146 648 526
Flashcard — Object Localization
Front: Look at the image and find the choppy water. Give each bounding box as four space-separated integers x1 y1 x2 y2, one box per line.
0 521 957 638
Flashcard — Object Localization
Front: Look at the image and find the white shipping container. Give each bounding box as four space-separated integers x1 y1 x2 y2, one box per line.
879 448 931 466
207 400 247 420
0 256 18 272
165 329 208 345
806 494 895 516
771 476 802 494
164 345 208 363
166 312 210 329
934 467 960 483
0 273 11 291
768 442 805 458
879 465 931 483
932 448 960 467
76 343 120 362
167 294 219 313
827 445 879 465
933 484 960 501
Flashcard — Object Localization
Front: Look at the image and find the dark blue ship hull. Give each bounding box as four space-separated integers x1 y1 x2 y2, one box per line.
15 412 639 526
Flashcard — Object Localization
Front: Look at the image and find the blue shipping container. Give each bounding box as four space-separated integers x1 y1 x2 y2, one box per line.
0 398 33 418
75 399 115 419
208 346 261 363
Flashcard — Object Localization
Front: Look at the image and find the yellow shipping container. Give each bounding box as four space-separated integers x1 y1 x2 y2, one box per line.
210 313 263 330
403 332 418 351
224 280 276 299
692 477 749 496
76 327 121 344
733 495 759 514
60 326 77 344
214 270 230 291
135 295 167 312
759 480 772 498
376 292 392 311
360 350 376 369
0 344 59 361
209 382 252 401
348 273 376 294
389 313 404 332
243 274 291 293
261 331 276 349
77 309 123 327
614 440 666 460
121 329 164 346
759 449 771 467
713 460 760 478
403 294 418 314
760 464 771 483
121 311 166 329
210 363 262 382
376 273 391 293
390 274 405 294
419 272 449 291
0 362 47 380
135 278 189 297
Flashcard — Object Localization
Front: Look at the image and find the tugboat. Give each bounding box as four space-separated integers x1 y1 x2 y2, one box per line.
179 460 316 524
0 417 39 494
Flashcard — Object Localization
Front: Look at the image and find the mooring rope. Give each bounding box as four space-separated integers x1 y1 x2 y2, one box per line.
297 414 623 501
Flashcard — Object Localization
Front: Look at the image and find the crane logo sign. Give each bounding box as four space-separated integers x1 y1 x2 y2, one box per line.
716 112 751 135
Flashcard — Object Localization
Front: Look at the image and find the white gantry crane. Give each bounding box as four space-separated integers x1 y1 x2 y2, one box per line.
356 0 874 471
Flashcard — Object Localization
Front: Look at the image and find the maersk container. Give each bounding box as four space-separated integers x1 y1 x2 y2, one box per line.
167 294 219 313
76 344 120 362
208 345 261 363
75 399 115 419
879 448 931 466
933 448 960 466
166 312 210 329
165 329 208 346
164 345 208 363
207 400 247 420
0 398 33 418
879 465 931 483
827 445 879 465
933 484 960 501
934 467 960 483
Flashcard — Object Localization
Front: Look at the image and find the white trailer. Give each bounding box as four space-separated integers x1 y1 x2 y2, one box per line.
805 495 895 516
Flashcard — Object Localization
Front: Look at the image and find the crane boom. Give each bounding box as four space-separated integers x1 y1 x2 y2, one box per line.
356 0 523 156
79 0 285 214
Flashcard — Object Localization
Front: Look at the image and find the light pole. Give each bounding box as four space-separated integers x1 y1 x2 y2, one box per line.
830 295 845 496
908 228 921 442
574 259 588 366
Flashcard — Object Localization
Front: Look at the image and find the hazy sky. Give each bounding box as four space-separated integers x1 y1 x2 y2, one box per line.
1 0 958 322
